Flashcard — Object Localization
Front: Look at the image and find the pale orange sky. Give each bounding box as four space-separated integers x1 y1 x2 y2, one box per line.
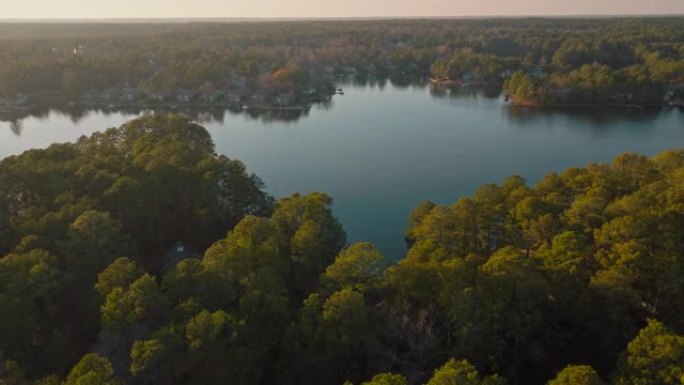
1 0 683 19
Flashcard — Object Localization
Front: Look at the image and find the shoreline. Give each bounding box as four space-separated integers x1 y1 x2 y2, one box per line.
507 99 666 110
1 90 681 121
430 77 502 87
0 97 327 116
241 104 312 111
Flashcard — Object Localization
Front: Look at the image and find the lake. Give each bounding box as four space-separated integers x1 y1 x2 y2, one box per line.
2 81 683 258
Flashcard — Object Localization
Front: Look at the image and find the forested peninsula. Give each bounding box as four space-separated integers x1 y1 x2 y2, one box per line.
0 115 682 385
1 17 683 117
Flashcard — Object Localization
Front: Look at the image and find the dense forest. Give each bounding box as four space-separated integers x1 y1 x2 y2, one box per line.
0 18 683 112
0 115 682 385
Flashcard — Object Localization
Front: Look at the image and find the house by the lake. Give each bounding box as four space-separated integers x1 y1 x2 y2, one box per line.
162 241 201 272
177 90 197 103
149 91 168 103
121 88 139 103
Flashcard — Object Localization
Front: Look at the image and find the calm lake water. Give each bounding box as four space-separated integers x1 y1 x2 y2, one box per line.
2 82 684 258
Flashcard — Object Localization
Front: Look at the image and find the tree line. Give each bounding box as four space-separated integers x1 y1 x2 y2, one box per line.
0 18 682 108
0 115 683 385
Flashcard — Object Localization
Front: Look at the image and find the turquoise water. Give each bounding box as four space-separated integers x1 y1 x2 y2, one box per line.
2 82 683 258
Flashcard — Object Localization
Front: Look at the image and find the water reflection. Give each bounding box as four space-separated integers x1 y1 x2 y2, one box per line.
429 84 502 99
504 104 667 128
1 104 314 135
9 120 22 136
3 78 683 136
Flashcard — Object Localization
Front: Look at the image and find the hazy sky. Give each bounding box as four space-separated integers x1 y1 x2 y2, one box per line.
2 0 683 19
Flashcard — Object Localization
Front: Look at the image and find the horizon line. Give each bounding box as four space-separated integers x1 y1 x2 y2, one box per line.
1 14 683 23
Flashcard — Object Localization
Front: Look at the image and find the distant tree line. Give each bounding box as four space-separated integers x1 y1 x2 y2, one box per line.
0 18 682 108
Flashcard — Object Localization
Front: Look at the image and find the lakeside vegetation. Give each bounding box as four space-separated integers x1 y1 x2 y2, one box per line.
0 115 683 385
0 18 683 116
